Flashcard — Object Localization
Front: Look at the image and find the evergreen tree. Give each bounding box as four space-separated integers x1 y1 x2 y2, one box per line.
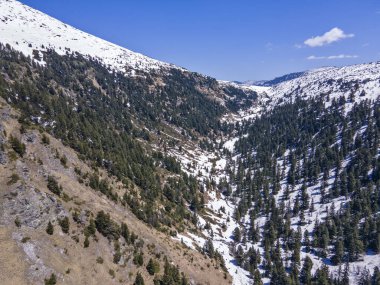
253 269 263 285
133 251 144 267
134 272 145 285
332 239 344 265
233 227 241 243
146 258 160 275
341 262 350 285
85 218 96 237
46 221 54 235
84 236 90 248
47 176 62 196
59 217 70 234
300 256 313 285
372 267 380 285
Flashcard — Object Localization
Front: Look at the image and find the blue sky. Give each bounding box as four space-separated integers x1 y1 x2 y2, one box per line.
21 0 380 81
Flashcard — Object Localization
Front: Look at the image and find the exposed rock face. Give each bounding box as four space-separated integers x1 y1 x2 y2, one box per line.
0 124 7 165
12 231 57 284
0 151 6 165
2 184 68 229
23 132 37 143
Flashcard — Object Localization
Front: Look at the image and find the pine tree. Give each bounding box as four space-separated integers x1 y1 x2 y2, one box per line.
47 176 62 196
235 245 244 266
332 239 344 265
358 268 371 285
85 218 96 237
293 196 300 216
300 256 313 285
233 227 241 243
121 222 130 243
59 217 70 234
314 265 330 285
133 251 144 267
341 262 350 285
372 267 380 285
134 272 145 285
84 236 90 248
300 184 309 211
146 258 159 275
290 261 300 285
303 230 310 253
253 269 263 285
46 221 54 235
292 231 301 265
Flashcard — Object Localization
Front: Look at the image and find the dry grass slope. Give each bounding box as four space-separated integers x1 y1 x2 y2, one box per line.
0 98 231 285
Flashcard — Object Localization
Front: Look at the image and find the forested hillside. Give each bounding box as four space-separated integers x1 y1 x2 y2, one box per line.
0 1 379 284
2 36 380 285
0 43 256 231
229 96 380 284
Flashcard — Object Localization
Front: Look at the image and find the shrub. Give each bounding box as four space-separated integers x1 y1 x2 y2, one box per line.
84 236 89 248
14 217 21 228
60 155 67 167
108 269 115 279
41 134 50 145
44 273 57 285
21 237 31 243
59 217 70 234
10 136 26 157
7 173 20 185
47 176 62 196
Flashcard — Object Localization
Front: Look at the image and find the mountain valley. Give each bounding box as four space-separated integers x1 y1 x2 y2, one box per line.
0 1 380 285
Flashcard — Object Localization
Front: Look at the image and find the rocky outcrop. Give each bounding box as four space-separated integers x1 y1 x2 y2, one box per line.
2 184 68 229
0 124 7 165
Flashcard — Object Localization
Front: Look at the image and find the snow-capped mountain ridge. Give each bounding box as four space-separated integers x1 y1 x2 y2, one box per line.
0 0 179 73
234 61 380 121
268 61 380 106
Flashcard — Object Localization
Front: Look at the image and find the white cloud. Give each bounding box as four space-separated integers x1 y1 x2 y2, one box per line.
304 27 354 47
307 54 358 60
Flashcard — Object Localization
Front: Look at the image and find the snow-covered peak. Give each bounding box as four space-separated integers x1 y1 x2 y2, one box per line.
269 62 380 106
0 0 179 73
218 80 271 95
273 62 380 95
236 62 380 121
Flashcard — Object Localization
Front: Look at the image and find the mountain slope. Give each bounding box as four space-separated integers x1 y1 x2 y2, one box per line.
0 0 176 73
0 97 231 285
1 0 380 285
0 0 249 284
176 63 380 285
